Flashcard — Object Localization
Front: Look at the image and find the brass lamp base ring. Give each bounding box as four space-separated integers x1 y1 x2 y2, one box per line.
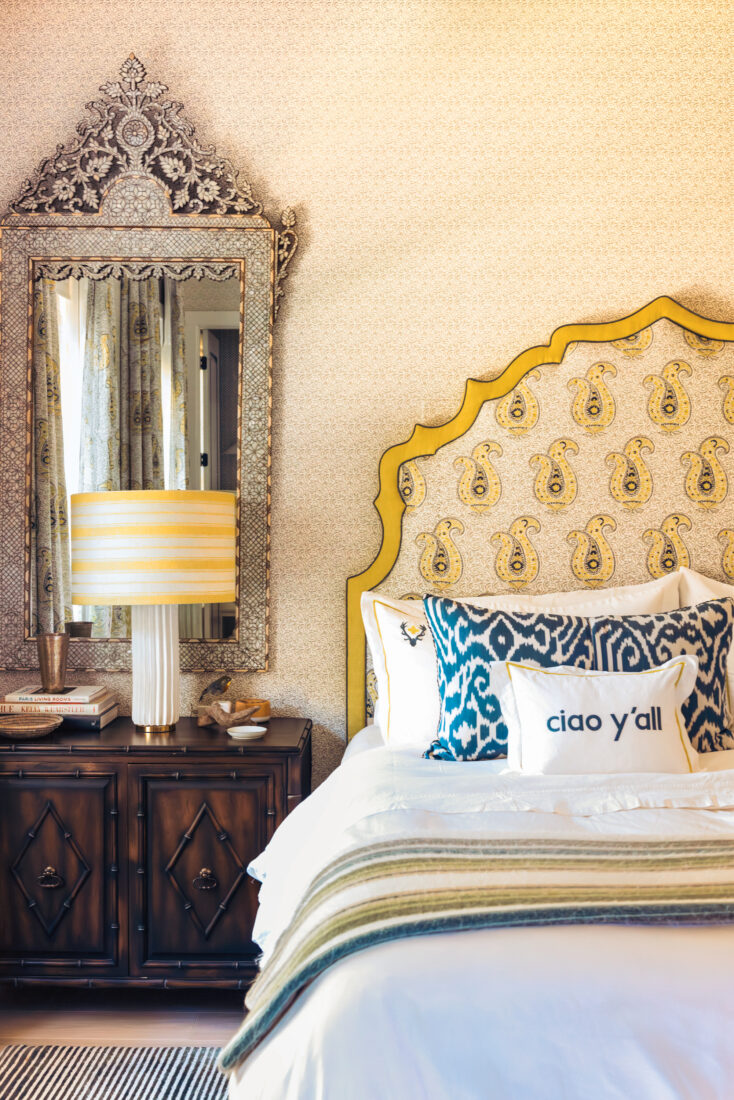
138 723 176 734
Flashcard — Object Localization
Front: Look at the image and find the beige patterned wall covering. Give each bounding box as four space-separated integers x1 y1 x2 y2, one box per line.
180 277 240 314
2 0 734 783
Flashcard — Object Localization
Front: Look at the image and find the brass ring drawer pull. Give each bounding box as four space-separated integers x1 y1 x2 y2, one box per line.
38 866 64 889
193 867 217 891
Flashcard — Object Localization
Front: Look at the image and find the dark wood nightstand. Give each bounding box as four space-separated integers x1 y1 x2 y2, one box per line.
0 716 312 989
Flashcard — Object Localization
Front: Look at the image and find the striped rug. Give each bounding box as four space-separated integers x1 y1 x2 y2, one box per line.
0 1045 228 1099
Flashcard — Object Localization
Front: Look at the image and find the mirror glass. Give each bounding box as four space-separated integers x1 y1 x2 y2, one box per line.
30 270 241 640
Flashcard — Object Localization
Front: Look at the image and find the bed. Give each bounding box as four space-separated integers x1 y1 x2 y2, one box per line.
221 298 734 1098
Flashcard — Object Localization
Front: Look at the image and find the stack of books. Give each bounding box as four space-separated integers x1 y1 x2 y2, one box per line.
0 685 118 730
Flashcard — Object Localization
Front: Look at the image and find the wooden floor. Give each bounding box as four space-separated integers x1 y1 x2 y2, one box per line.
0 987 245 1047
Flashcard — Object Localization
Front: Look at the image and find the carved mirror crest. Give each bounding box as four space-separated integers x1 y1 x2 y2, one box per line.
0 55 297 672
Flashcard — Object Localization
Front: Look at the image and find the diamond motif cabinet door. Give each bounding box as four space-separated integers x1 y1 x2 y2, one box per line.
131 766 279 979
0 767 121 974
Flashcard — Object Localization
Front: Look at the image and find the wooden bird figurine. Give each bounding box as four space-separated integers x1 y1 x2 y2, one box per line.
198 675 233 703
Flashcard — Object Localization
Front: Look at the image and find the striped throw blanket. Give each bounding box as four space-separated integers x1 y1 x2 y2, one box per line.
219 834 734 1073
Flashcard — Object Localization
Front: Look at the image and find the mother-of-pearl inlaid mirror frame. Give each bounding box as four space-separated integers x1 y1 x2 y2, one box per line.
347 298 734 738
0 55 298 673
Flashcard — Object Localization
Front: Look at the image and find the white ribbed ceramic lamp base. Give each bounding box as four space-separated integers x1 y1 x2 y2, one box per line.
131 604 180 730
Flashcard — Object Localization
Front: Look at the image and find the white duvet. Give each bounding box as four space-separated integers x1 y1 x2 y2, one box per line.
228 735 734 1100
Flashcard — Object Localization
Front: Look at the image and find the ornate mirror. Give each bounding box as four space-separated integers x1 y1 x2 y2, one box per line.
0 55 297 672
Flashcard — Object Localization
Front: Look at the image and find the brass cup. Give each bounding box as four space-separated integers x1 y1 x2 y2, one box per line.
66 621 93 638
237 697 271 722
36 632 70 693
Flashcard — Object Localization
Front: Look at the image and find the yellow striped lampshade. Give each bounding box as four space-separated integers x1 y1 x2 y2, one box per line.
70 490 237 606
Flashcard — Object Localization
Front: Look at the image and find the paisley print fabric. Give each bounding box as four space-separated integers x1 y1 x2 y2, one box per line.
375 320 734 616
416 518 464 589
423 596 594 760
590 598 734 753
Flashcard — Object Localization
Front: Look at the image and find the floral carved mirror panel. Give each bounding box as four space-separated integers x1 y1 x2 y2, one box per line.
0 56 298 673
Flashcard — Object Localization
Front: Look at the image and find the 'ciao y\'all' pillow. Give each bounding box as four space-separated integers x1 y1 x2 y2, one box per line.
499 656 699 775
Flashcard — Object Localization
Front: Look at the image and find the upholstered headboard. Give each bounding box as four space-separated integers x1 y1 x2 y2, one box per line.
346 297 734 737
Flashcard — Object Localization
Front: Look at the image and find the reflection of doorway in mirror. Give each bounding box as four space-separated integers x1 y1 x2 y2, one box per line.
186 324 239 639
202 329 239 494
182 311 239 489
200 329 220 491
180 281 240 640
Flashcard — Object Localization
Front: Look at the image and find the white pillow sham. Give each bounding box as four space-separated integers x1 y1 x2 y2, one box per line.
370 600 438 749
678 567 734 715
363 572 681 749
499 656 699 775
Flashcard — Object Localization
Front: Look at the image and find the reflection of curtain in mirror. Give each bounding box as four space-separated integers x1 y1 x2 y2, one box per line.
166 280 200 638
80 277 164 637
30 279 71 633
167 280 189 490
120 279 165 490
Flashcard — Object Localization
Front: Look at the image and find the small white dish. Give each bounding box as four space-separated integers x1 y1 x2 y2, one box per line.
227 724 267 741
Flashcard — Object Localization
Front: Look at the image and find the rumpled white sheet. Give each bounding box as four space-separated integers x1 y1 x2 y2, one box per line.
229 740 734 1100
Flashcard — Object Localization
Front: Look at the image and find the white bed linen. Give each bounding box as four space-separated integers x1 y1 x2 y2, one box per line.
341 723 386 760
229 747 734 1100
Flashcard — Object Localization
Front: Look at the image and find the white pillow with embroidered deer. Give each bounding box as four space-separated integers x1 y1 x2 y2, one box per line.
362 572 681 745
369 598 438 749
499 656 699 775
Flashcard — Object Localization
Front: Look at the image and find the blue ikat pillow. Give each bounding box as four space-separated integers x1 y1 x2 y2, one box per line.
590 597 734 753
423 596 594 760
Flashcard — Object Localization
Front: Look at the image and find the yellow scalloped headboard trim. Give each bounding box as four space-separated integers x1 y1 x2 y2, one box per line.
346 296 734 738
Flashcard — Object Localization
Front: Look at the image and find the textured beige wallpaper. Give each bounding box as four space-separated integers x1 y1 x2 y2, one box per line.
1 0 734 783
180 277 240 313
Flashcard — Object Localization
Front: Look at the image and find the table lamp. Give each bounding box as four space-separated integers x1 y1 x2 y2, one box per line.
70 490 237 732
